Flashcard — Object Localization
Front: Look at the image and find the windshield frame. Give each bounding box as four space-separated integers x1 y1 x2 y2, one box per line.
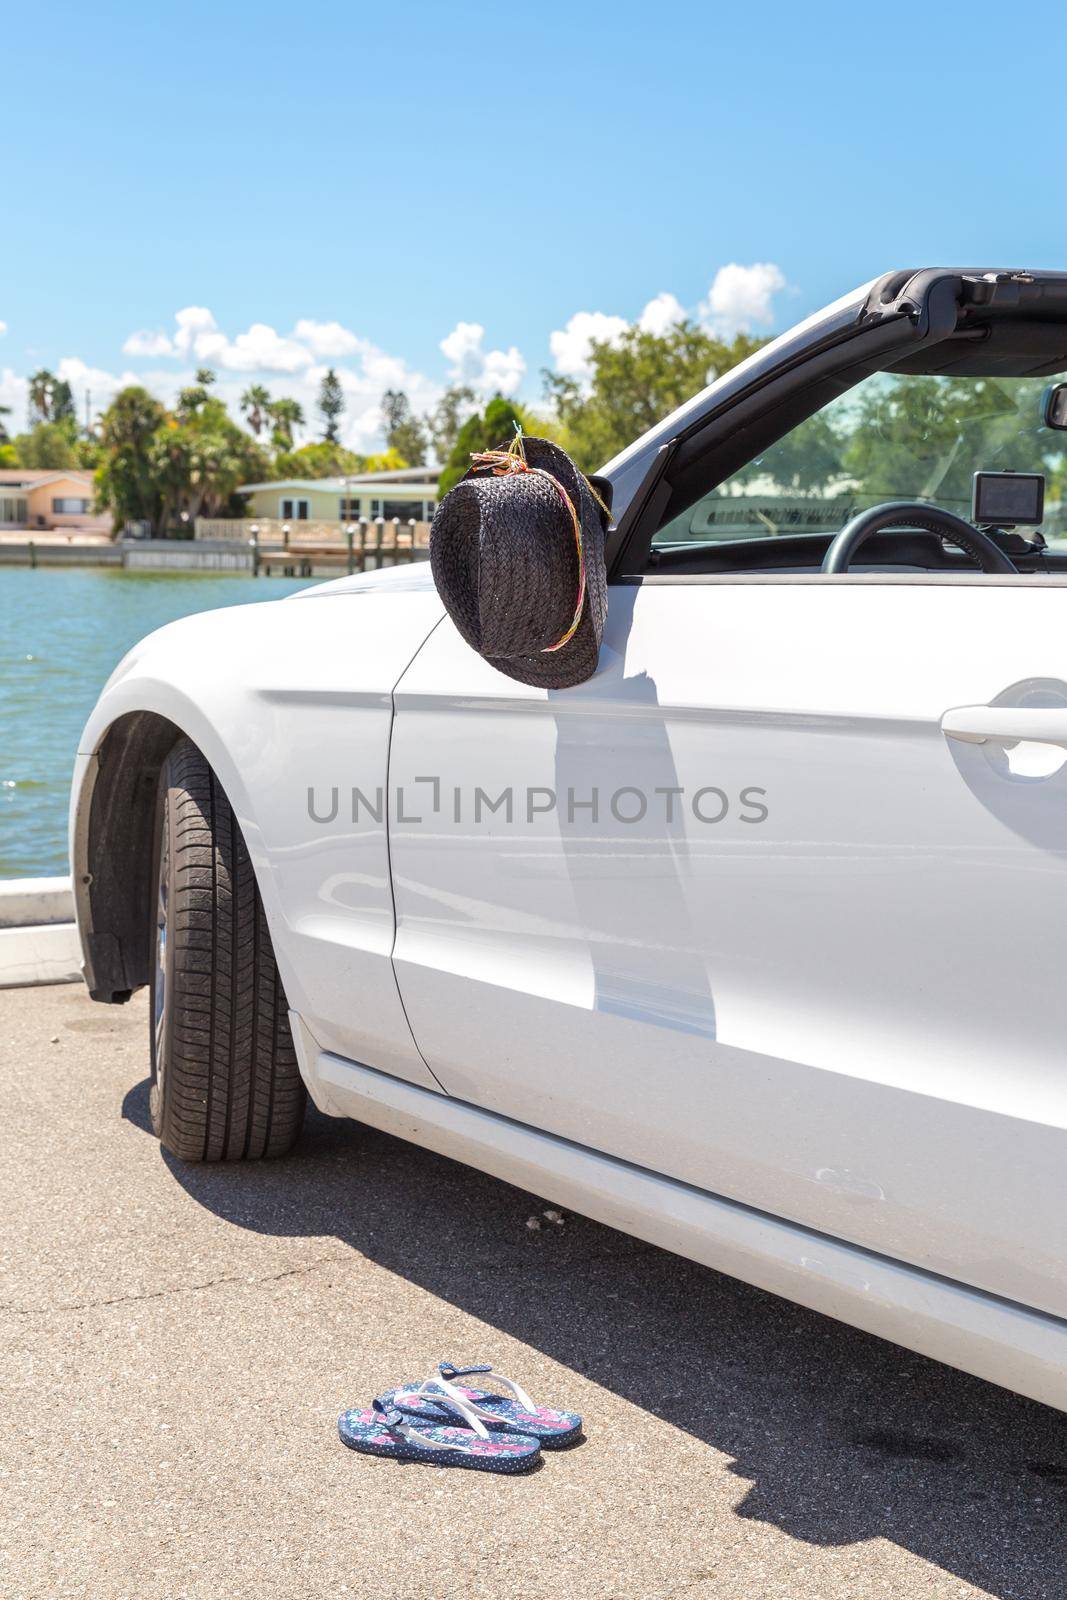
606 268 1067 579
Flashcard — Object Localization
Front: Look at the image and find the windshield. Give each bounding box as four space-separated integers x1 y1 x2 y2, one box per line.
653 371 1067 547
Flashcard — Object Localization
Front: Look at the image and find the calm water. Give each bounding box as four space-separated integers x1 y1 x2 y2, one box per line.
0 568 318 878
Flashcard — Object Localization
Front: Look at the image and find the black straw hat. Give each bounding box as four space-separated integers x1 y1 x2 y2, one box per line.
429 433 610 689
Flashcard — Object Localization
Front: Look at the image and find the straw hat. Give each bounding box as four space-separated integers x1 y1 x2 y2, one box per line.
429 433 610 689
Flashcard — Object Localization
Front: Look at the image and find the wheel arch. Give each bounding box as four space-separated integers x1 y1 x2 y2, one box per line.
71 711 186 1002
72 698 270 1005
68 600 283 1003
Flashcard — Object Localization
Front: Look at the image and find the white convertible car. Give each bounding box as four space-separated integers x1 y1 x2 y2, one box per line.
71 268 1067 1411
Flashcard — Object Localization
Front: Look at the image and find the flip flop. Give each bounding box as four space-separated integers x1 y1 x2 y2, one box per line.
384 1363 583 1449
337 1396 541 1473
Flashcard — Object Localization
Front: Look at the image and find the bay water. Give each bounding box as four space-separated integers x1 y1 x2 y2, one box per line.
0 568 317 878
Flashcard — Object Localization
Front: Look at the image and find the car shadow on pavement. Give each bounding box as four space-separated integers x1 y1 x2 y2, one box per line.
123 1078 1067 1598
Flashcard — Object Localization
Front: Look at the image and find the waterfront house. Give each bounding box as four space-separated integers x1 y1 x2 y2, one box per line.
237 465 438 527
0 470 110 535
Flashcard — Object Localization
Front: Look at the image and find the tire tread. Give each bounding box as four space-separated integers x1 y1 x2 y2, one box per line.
152 739 306 1162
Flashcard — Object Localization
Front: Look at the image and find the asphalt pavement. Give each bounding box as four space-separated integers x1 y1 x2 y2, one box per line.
3 982 1067 1600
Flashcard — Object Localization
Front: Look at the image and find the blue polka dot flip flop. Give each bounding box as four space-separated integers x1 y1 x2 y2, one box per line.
383 1363 583 1450
338 1396 541 1473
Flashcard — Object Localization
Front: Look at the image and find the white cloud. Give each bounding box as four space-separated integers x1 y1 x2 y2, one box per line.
637 292 686 336
0 367 27 426
440 321 485 381
217 323 313 373
548 310 629 382
360 345 412 389
699 262 786 338
0 322 7 338
27 261 790 460
128 308 369 377
113 304 448 449
123 329 174 357
168 308 311 373
440 321 526 397
547 295 684 386
56 358 144 413
479 345 525 396
291 318 365 359
173 306 219 358
546 267 786 396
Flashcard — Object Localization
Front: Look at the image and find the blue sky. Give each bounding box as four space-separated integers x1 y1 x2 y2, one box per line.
4 0 1066 448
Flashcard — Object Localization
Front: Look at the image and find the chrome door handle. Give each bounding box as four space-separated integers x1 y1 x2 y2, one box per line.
941 705 1067 746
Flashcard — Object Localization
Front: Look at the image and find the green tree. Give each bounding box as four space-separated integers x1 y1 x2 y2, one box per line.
95 387 167 534
0 403 14 444
361 447 409 474
438 395 542 496
152 397 268 529
726 407 845 497
381 389 427 465
240 384 272 438
195 368 217 387
267 396 305 452
177 382 211 418
840 375 1055 512
544 321 764 472
13 420 80 469
27 369 57 426
425 385 478 464
74 433 103 471
270 439 365 479
317 368 345 443
51 379 77 424
95 384 268 536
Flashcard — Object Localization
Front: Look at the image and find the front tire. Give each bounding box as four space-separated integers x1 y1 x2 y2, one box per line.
149 738 306 1161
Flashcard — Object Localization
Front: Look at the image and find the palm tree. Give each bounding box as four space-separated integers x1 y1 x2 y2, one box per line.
177 385 210 418
267 397 304 452
28 369 55 426
240 384 272 438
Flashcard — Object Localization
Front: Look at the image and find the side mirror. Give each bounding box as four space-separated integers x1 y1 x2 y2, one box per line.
1043 382 1067 430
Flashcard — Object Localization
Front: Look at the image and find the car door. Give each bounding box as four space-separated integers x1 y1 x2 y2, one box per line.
388 574 1067 1318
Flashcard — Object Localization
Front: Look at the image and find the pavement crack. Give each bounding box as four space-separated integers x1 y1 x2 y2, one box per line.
0 1251 350 1317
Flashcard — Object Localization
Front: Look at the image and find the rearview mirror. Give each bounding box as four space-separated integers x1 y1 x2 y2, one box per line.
1043 383 1067 430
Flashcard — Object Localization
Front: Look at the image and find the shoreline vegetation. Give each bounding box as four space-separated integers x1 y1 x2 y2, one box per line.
0 324 763 540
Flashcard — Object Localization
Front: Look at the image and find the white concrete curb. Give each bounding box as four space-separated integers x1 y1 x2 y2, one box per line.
0 876 74 928
0 877 82 988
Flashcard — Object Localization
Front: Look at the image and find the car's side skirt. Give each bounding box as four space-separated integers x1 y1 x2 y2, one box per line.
291 1014 1067 1414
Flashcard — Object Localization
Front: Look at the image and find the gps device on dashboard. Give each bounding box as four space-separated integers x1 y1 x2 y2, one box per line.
972 471 1045 527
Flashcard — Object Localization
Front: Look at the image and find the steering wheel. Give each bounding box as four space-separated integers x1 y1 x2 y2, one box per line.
821 501 1018 575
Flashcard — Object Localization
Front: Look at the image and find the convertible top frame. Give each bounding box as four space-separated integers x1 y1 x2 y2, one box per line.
603 268 1067 579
